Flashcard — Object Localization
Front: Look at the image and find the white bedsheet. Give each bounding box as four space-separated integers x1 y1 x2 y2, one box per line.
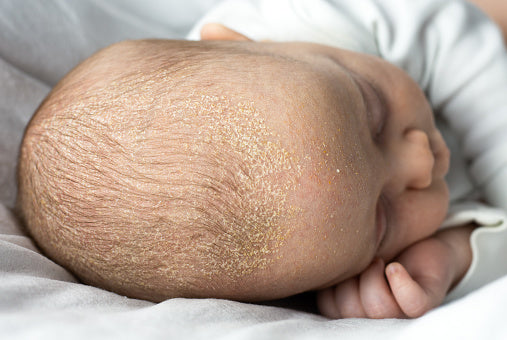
1 1 507 339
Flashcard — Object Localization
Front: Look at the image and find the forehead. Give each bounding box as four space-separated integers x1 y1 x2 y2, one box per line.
234 51 372 211
236 46 356 123
246 49 365 161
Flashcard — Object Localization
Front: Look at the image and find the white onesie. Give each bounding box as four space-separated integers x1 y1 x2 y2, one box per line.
188 0 507 301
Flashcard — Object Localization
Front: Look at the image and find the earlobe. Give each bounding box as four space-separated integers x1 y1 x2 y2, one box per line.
200 23 252 41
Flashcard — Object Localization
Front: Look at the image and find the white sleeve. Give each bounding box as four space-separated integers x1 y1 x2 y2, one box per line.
186 0 379 55
442 202 507 302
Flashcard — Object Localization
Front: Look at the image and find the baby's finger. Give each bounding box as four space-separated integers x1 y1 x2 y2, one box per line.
317 278 366 318
200 23 252 41
317 287 340 318
385 262 430 318
333 278 367 318
359 258 404 319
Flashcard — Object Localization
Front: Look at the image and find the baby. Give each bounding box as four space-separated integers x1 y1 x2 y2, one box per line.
16 0 507 319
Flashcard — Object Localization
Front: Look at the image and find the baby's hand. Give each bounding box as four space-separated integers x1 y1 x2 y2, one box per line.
317 226 474 319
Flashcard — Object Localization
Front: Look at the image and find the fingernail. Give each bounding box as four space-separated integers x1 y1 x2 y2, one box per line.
386 262 399 275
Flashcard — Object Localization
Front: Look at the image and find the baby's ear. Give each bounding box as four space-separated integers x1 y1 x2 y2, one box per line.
200 23 252 41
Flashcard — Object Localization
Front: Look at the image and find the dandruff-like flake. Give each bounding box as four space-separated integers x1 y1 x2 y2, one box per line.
179 94 302 279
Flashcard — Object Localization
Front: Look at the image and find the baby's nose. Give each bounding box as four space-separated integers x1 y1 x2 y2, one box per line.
400 129 434 190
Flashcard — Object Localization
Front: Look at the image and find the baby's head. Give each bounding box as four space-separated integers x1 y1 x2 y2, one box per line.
17 29 450 302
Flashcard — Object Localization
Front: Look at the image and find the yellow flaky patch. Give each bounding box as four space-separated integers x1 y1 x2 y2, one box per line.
175 94 302 279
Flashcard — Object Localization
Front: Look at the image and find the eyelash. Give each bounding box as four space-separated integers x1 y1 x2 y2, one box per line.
372 85 387 142
357 77 387 142
371 108 386 142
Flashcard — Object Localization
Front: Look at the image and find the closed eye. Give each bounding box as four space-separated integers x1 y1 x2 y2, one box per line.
353 75 387 142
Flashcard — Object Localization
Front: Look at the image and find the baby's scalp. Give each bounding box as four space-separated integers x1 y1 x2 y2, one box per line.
17 40 304 301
